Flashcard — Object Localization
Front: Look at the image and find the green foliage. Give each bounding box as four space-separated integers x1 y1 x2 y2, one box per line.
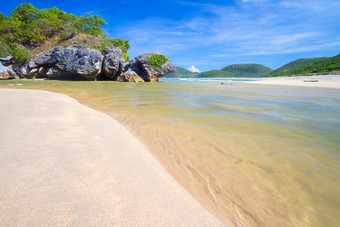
98 38 130 61
197 70 230 78
106 38 130 53
221 64 273 77
80 13 107 36
11 3 39 23
165 66 198 78
195 64 273 78
0 41 31 65
0 41 11 57
265 54 340 77
0 3 129 66
0 3 108 48
148 54 169 67
10 44 31 65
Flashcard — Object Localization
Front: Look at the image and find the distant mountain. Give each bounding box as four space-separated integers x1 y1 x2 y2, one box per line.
196 64 273 78
164 66 198 78
265 54 340 77
221 64 273 77
196 70 229 78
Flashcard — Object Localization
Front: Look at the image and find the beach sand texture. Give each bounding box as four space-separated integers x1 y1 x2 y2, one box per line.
247 75 340 88
0 89 223 226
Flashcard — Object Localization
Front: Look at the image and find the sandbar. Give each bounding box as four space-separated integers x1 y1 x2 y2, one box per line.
0 88 223 226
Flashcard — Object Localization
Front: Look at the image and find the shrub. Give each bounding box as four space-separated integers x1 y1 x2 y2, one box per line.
148 54 169 67
98 38 130 61
10 44 31 66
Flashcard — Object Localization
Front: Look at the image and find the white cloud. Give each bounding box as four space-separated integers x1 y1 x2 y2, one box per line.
188 65 201 73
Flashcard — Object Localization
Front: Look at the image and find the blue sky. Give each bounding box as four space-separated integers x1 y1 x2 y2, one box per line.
2 0 340 71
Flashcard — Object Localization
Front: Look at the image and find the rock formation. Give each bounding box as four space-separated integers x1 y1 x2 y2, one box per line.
0 57 18 80
1 44 176 82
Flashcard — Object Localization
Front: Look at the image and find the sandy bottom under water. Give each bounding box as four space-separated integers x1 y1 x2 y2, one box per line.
1 79 340 226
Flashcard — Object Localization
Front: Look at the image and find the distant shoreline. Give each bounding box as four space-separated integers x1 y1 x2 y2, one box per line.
245 74 340 89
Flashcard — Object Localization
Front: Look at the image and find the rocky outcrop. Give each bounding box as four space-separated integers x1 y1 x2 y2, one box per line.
6 44 175 82
135 53 176 82
102 47 124 80
66 49 103 79
0 56 14 66
0 62 17 80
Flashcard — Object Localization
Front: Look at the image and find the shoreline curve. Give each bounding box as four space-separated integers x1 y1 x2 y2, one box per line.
0 88 224 226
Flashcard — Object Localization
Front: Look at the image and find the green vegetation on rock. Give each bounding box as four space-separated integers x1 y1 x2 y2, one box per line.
264 54 340 77
99 38 130 61
0 3 130 65
148 54 169 67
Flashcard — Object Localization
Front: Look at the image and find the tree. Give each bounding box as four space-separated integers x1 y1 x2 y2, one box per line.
11 3 39 23
80 13 107 36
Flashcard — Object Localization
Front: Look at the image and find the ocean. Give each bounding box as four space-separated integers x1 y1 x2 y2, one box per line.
1 78 339 226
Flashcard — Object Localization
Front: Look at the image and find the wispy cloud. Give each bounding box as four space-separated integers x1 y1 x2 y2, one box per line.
110 0 340 70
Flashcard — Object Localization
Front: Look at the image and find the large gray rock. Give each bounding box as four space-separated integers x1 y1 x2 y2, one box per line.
33 46 63 67
0 62 17 80
55 45 78 71
0 56 14 66
134 53 176 82
65 48 103 80
118 70 145 82
19 65 31 78
46 67 71 79
102 47 124 79
0 62 9 79
18 44 174 82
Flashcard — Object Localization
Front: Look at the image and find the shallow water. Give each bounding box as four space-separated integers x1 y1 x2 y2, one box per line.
1 79 339 226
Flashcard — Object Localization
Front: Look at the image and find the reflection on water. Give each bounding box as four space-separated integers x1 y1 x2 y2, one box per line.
1 79 340 226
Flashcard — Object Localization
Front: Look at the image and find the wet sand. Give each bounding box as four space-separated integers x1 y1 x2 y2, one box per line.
0 89 223 226
246 75 340 88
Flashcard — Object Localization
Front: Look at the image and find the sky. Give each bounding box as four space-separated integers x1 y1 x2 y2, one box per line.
2 0 340 71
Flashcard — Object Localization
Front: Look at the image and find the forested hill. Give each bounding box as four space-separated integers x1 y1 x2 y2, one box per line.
166 64 273 78
0 3 130 65
197 64 272 78
164 66 198 78
221 64 273 77
264 54 340 77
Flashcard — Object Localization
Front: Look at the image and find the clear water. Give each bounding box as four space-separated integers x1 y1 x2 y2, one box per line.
1 79 339 226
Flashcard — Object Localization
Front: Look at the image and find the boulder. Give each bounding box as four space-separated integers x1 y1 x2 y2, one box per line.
66 48 103 80
16 44 174 82
28 59 38 69
28 68 39 78
118 70 145 82
102 47 124 79
55 45 78 71
134 53 176 82
0 56 14 66
46 67 71 79
19 65 31 78
0 62 9 79
33 46 63 67
38 67 48 77
0 62 17 79
7 68 17 78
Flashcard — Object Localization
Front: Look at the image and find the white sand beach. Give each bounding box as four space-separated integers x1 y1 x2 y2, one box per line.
246 75 340 89
0 89 223 226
